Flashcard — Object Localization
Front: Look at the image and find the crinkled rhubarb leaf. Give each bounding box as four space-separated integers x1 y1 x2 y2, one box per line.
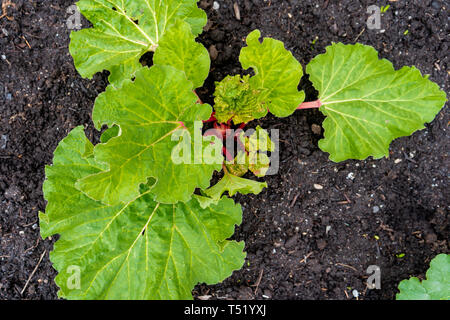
76 65 222 205
239 29 305 118
153 20 210 89
214 75 267 124
396 254 450 300
248 153 271 178
307 43 447 162
205 171 267 200
226 127 275 177
246 126 275 153
70 0 207 86
40 126 245 300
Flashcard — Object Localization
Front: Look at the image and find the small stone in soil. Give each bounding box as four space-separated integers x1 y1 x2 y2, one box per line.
208 45 218 60
425 233 437 244
311 124 322 135
431 1 441 10
4 185 21 200
314 184 323 190
213 1 220 10
1 134 7 149
263 289 272 299
372 206 380 214
317 239 327 250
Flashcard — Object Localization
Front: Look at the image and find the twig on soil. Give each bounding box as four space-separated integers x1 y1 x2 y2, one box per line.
22 36 31 49
335 263 357 272
337 193 352 204
24 237 40 254
344 289 349 299
379 223 394 233
299 252 313 264
233 3 241 21
251 268 264 295
289 193 300 208
403 151 417 163
22 220 38 227
20 250 46 295
354 27 366 42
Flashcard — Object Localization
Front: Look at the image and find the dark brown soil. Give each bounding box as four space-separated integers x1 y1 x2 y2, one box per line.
0 0 448 300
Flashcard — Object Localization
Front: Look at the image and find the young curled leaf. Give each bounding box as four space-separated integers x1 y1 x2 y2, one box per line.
214 75 267 124
246 126 275 153
226 126 274 178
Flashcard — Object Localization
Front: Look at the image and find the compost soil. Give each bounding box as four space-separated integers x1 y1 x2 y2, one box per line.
0 0 448 300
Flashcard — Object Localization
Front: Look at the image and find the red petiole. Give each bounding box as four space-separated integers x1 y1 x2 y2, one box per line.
297 99 322 110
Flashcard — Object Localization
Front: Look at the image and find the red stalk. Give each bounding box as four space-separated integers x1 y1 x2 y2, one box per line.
297 99 322 110
203 112 217 123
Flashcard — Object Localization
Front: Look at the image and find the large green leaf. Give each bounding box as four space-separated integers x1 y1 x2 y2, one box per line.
307 43 447 162
239 29 305 118
70 0 207 86
396 254 450 300
40 126 245 300
153 19 210 89
76 65 222 205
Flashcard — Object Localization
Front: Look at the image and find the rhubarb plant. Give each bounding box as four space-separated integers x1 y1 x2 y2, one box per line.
39 0 447 300
396 254 450 300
